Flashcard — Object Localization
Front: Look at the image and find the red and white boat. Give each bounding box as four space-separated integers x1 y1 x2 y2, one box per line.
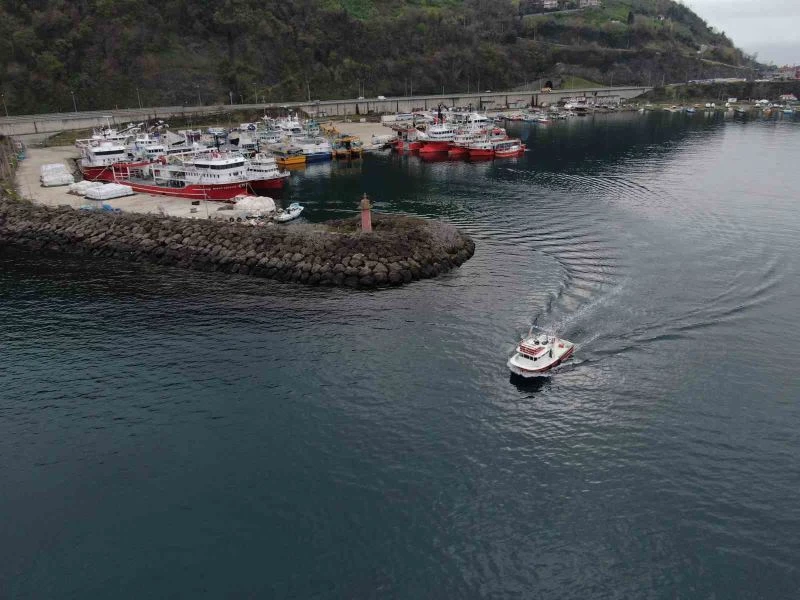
493 138 526 158
417 123 455 153
468 139 494 159
79 139 151 182
391 127 422 152
246 153 290 192
104 152 250 200
508 328 576 377
447 132 477 157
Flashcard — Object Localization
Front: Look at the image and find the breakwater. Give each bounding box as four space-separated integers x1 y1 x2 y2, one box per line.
0 196 475 288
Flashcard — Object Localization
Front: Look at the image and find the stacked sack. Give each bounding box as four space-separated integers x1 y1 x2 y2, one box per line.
68 181 105 196
84 183 134 200
40 163 75 187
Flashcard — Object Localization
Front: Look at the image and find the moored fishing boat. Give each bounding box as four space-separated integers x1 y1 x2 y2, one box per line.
79 139 151 182
295 137 333 162
246 153 290 192
98 151 250 200
468 139 494 159
448 131 479 157
333 135 363 159
507 328 576 377
493 138 526 158
272 145 306 168
417 123 455 153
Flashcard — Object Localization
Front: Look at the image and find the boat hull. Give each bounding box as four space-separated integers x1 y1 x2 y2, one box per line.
248 177 288 193
118 180 248 201
469 148 494 158
418 141 451 154
495 147 525 158
276 156 306 167
448 146 469 158
304 152 332 163
81 161 151 182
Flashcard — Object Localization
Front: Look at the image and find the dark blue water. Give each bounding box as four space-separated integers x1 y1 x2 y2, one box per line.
2 113 799 598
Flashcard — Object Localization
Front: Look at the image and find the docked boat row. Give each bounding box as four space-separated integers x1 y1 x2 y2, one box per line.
388 110 526 159
79 135 289 200
74 114 370 201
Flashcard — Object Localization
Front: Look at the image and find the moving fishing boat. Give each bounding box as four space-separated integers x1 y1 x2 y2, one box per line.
508 328 575 377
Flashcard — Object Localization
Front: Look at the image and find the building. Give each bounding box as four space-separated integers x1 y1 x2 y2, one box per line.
773 66 800 80
579 0 600 7
542 0 558 8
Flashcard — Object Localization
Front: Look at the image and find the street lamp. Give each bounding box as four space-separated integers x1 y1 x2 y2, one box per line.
1 93 8 117
70 90 77 112
195 85 201 106
252 83 257 104
136 86 142 109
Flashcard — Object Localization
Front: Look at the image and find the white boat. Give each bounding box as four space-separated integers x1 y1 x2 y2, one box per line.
507 327 576 377
274 202 304 222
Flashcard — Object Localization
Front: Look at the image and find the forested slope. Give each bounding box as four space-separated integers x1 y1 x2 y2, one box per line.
0 0 756 113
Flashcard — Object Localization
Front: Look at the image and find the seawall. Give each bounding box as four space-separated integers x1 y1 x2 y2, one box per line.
0 196 475 288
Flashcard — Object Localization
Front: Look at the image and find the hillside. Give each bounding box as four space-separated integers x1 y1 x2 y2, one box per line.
0 0 757 114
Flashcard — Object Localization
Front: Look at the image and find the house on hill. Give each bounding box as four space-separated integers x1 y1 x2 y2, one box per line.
541 0 559 9
579 0 600 7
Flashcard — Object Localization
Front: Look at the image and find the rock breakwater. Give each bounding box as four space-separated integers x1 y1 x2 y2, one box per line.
0 197 475 288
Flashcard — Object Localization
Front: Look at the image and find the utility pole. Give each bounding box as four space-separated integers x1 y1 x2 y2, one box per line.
306 79 311 102
229 90 233 105
70 90 77 112
136 87 142 109
195 85 201 106
253 82 257 104
1 93 8 117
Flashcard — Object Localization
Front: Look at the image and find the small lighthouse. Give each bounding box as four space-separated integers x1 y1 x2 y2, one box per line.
360 193 372 233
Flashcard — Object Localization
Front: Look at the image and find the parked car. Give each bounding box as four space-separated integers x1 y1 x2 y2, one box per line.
377 95 386 100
